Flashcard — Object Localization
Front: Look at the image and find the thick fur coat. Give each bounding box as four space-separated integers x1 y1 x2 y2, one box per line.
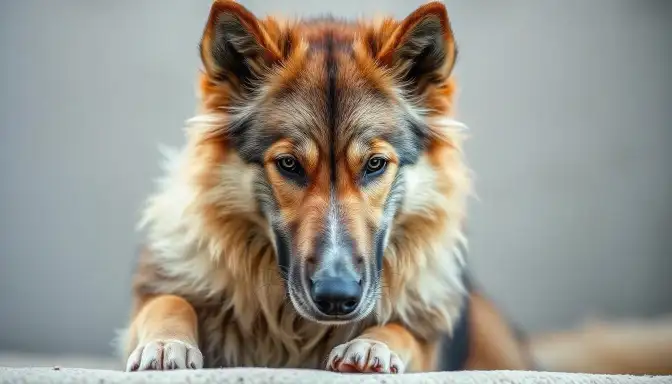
118 0 672 376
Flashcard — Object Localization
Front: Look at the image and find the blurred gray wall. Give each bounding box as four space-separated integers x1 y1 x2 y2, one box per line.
1 1 670 356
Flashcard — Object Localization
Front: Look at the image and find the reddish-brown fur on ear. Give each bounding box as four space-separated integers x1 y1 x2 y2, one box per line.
375 1 457 89
200 0 282 83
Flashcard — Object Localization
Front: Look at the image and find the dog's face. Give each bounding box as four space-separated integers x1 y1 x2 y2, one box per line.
250 66 416 324
197 1 458 324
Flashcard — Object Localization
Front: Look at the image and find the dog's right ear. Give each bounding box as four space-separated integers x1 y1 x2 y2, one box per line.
199 0 282 86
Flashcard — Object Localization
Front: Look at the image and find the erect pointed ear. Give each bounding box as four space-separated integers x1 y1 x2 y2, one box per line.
376 1 457 92
199 0 282 86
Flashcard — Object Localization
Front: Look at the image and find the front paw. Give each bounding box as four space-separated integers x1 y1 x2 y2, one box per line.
326 339 405 374
126 339 203 371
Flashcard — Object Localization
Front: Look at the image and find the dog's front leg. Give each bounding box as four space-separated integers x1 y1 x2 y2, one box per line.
326 323 434 374
124 294 203 371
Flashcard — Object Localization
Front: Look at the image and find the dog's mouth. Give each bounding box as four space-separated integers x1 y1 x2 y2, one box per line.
285 266 380 325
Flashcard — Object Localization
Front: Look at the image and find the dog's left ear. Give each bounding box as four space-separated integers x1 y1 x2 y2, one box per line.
376 1 457 91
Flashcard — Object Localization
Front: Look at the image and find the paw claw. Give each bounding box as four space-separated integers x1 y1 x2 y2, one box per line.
372 357 381 371
329 357 340 371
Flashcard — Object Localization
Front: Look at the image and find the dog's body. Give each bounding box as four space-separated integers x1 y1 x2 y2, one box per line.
119 1 672 375
126 248 529 371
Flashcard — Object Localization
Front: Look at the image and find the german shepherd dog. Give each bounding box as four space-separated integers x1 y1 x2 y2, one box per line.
119 0 672 375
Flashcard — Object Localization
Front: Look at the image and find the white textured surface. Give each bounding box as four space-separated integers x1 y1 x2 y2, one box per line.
1 352 669 383
0 352 120 370
0 368 669 384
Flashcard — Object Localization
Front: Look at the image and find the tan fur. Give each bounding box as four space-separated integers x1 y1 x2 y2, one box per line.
529 316 672 375
130 295 199 350
463 293 531 370
358 323 439 372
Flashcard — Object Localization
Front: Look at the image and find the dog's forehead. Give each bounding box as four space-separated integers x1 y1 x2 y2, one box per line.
261 52 403 154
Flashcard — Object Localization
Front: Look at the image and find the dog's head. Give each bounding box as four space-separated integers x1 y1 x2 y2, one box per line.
195 0 463 324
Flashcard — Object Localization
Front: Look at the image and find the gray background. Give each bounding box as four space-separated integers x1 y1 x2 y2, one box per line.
1 1 670 357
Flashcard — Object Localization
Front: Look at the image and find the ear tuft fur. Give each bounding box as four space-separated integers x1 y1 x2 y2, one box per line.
376 2 457 93
199 0 281 86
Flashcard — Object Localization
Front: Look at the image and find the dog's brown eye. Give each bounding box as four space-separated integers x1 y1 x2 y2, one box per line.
276 156 305 180
366 156 386 173
364 156 387 177
279 157 296 171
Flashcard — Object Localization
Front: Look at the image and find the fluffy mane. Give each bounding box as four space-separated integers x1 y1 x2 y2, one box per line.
124 2 473 369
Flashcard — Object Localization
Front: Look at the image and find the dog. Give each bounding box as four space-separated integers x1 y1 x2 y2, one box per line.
119 0 672 374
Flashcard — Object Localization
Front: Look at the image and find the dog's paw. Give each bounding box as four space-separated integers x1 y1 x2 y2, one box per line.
126 339 203 371
326 339 404 374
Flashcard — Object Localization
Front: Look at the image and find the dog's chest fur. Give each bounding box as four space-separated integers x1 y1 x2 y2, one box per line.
196 301 372 368
126 137 471 369
131 237 377 369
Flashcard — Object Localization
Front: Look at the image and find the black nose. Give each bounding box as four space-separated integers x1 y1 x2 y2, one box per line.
310 278 362 316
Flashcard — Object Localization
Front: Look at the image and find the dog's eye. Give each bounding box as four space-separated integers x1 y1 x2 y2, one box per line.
276 155 304 177
364 156 387 178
